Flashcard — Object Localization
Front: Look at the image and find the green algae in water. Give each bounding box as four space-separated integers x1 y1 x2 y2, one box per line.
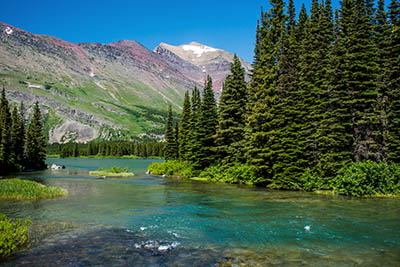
0 158 399 266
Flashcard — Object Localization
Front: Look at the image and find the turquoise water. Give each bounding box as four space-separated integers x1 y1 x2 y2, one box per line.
1 158 399 266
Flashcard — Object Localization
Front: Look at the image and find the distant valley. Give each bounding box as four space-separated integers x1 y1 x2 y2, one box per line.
0 22 250 143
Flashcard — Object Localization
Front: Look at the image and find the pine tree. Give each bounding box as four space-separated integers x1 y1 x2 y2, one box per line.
246 0 286 184
178 91 191 161
215 55 248 165
386 0 400 162
10 106 25 171
314 0 350 177
25 101 46 170
344 0 380 161
191 76 218 170
374 0 391 161
187 86 202 163
164 103 178 160
287 0 296 31
271 12 308 186
297 0 323 171
0 88 11 173
175 120 179 159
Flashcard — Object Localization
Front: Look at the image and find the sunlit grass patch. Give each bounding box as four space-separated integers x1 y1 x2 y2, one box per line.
89 166 134 177
0 179 68 200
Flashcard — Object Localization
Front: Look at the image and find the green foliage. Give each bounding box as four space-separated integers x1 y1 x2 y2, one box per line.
158 0 399 198
0 213 30 258
330 161 400 197
0 88 12 172
190 76 218 170
0 90 47 174
300 170 326 192
164 103 178 160
199 164 258 185
25 101 46 170
187 86 202 164
0 179 68 200
386 0 400 163
215 55 248 164
246 0 287 182
103 166 129 173
49 141 164 158
179 91 192 161
89 166 133 177
148 160 194 177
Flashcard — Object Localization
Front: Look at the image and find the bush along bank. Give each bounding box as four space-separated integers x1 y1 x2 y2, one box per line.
148 160 400 197
0 213 30 259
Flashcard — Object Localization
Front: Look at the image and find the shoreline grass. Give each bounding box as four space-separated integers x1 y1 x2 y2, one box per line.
0 179 68 200
89 170 134 177
89 166 134 178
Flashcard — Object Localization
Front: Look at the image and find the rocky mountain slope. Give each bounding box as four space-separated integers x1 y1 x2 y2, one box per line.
0 22 250 143
154 42 251 92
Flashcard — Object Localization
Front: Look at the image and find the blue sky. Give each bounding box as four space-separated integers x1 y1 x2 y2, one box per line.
1 0 344 62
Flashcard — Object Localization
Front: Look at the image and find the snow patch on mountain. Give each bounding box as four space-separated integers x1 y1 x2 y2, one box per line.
5 27 13 35
182 44 217 57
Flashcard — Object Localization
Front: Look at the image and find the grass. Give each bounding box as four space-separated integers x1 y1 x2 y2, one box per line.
0 179 68 200
89 167 134 177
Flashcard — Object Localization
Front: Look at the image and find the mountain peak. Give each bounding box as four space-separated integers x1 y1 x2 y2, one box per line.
155 41 251 92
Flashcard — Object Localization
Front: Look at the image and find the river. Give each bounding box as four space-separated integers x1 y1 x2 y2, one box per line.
1 158 399 266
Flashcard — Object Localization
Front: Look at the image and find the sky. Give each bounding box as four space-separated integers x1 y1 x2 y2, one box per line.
0 0 343 63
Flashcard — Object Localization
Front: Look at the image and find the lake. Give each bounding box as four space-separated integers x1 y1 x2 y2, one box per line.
1 158 399 266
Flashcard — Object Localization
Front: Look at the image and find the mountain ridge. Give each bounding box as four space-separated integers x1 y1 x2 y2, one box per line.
0 21 251 143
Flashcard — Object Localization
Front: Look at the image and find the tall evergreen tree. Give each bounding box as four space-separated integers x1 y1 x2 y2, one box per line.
178 91 191 161
344 0 380 161
297 0 324 171
191 76 218 170
215 55 248 165
25 101 46 170
386 0 400 162
10 106 25 171
187 86 202 162
271 16 307 186
175 120 179 159
287 0 296 31
0 88 11 173
164 103 178 160
246 0 286 184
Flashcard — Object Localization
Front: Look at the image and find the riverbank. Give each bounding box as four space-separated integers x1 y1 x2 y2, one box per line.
148 160 400 198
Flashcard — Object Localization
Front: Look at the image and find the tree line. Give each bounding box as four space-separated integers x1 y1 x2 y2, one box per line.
163 0 400 190
48 141 164 158
0 89 46 174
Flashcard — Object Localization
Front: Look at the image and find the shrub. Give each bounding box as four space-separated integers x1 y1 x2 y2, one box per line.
330 161 400 197
200 164 258 185
0 213 30 258
148 160 194 177
300 169 325 192
106 166 128 173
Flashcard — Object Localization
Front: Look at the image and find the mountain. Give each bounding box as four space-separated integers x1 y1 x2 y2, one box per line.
154 42 251 92
0 22 251 143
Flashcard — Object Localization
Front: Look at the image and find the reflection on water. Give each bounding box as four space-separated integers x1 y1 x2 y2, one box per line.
1 158 399 266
